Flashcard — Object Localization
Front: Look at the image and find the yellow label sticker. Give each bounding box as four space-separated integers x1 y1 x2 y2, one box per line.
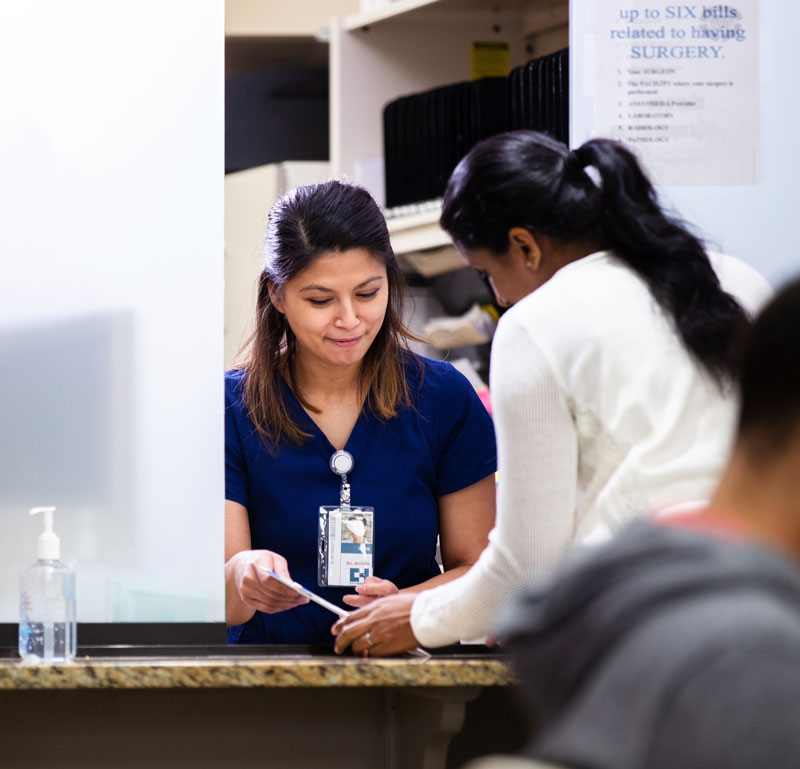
471 40 510 80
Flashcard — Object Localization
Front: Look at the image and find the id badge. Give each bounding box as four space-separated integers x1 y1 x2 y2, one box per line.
317 506 375 587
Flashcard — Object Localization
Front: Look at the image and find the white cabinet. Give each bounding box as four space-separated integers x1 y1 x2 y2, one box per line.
329 0 569 253
224 161 331 367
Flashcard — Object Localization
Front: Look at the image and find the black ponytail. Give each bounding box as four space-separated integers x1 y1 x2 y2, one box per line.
440 130 750 387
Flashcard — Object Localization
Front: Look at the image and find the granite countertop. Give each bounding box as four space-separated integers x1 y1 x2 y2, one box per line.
0 651 516 691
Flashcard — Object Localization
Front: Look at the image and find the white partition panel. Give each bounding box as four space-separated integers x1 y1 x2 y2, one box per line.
0 1 224 622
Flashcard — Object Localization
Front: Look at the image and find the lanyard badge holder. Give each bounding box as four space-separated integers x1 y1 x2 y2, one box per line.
317 450 375 587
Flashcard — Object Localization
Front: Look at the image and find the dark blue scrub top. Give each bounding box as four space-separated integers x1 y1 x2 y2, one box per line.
225 355 497 645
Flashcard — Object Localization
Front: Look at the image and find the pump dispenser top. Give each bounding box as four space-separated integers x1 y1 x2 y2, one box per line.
29 506 60 560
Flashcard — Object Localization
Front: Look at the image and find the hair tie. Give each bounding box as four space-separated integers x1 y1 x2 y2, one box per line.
570 148 601 189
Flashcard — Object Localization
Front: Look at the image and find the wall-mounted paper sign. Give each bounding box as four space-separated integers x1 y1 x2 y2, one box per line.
594 1 759 185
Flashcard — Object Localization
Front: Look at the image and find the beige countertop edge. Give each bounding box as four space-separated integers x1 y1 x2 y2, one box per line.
0 657 517 690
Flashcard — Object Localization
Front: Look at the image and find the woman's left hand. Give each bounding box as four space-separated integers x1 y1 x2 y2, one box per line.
342 576 399 609
332 592 419 657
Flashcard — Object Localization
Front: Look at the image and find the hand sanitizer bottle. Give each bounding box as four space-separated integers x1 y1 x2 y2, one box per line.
19 506 77 664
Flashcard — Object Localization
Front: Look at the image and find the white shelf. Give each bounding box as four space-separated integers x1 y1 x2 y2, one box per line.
387 208 451 253
344 0 442 31
345 0 558 31
226 0 360 37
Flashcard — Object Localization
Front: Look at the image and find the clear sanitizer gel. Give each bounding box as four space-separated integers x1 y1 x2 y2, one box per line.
19 506 77 664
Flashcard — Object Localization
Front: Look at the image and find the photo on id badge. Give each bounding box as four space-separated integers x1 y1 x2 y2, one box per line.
341 513 373 555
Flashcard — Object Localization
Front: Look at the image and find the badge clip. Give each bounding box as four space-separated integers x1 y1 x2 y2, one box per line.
330 450 354 511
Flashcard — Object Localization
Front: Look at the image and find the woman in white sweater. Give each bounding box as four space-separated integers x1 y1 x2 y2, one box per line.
332 130 771 656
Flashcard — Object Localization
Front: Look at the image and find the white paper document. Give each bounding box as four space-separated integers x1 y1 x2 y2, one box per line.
594 0 759 185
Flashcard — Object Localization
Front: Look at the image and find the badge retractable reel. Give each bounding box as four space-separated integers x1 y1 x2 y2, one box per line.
317 450 375 588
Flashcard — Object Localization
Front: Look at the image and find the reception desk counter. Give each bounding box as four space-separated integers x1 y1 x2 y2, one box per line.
0 648 514 690
0 648 520 769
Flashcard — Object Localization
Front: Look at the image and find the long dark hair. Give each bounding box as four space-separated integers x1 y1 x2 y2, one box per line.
240 180 418 446
440 130 750 387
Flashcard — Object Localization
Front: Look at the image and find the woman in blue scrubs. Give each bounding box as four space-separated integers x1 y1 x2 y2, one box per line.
225 180 497 645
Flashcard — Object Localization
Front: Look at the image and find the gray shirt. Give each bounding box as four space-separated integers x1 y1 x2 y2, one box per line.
501 519 800 769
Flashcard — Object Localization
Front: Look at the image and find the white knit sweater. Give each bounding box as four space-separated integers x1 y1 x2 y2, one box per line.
411 251 772 648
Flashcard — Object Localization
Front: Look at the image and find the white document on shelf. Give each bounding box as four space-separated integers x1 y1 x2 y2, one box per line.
593 0 759 185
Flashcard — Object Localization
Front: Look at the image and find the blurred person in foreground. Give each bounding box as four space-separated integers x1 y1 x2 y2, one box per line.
499 276 800 769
